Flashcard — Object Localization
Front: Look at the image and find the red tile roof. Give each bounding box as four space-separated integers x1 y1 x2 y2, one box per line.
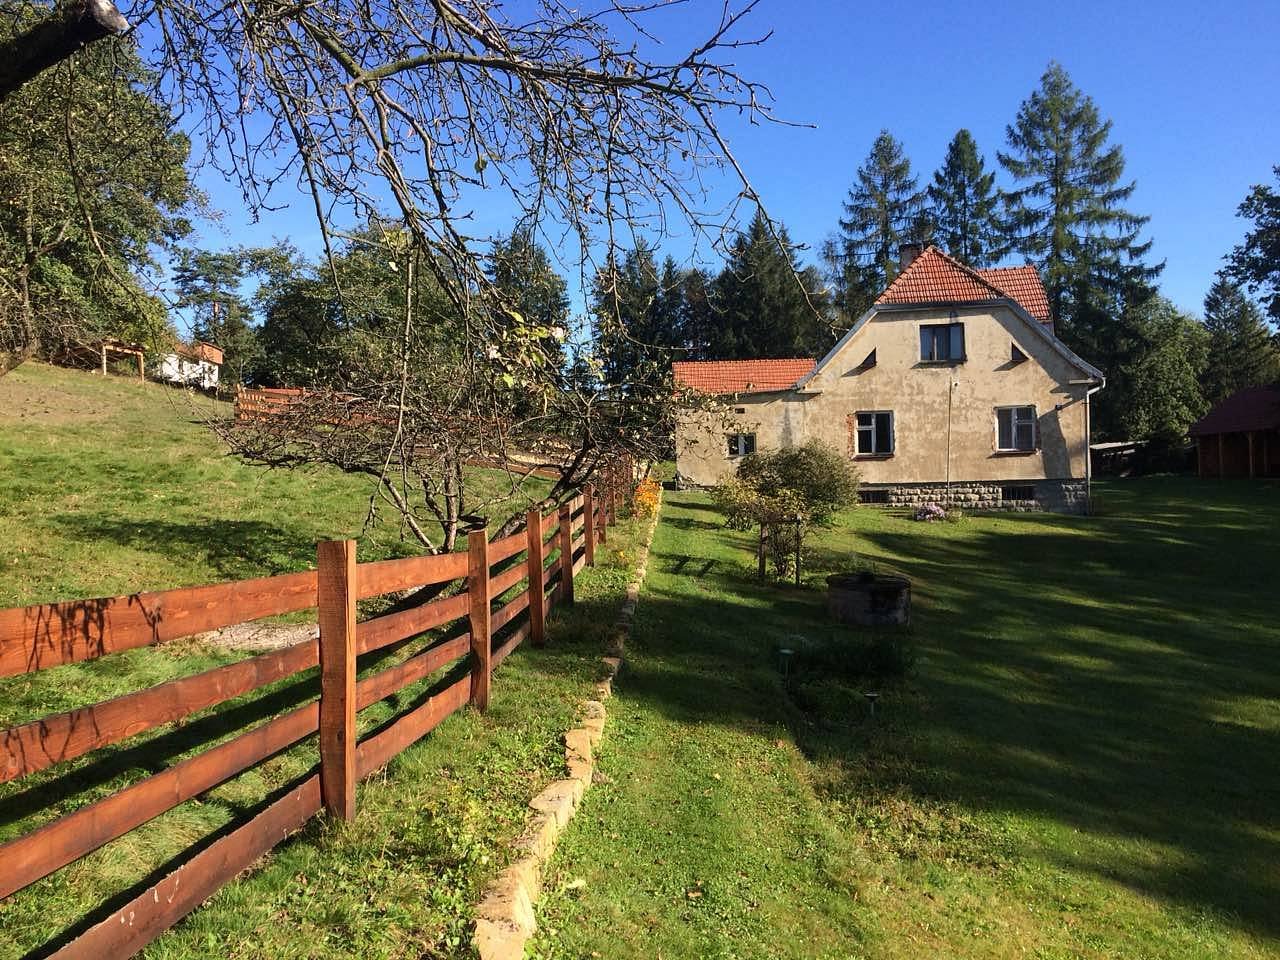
1188 385 1280 436
673 358 816 395
876 246 1052 325
976 265 1052 324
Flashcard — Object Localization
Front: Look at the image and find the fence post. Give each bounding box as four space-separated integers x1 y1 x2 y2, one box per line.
582 484 596 566
468 528 491 711
596 472 608 545
559 503 575 605
526 507 546 647
317 539 357 822
609 462 621 525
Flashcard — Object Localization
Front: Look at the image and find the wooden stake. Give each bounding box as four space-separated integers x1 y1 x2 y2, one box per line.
559 503 575 606
467 529 491 711
317 540 357 821
758 524 767 580
583 484 596 566
526 507 546 647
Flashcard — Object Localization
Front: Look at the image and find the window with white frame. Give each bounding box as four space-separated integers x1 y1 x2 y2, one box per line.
996 405 1037 451
855 411 894 455
727 432 756 457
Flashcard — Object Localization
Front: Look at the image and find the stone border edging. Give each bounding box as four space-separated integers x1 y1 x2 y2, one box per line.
471 487 662 960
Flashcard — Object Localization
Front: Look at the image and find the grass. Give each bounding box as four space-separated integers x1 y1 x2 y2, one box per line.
0 361 648 959
532 479 1280 959
0 361 542 605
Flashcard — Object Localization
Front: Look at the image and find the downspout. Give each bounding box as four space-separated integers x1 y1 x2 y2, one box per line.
1084 380 1104 515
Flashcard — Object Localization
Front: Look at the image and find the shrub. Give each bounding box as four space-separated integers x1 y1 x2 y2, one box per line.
733 441 860 525
632 477 661 519
712 441 859 581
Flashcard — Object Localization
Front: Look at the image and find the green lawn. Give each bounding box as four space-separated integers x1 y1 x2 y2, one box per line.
533 480 1280 959
0 361 648 959
0 361 541 606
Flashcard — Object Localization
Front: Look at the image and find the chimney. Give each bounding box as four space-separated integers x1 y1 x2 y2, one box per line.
898 243 922 270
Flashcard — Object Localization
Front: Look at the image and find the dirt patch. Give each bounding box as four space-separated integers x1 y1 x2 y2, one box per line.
0 374 119 426
195 621 318 652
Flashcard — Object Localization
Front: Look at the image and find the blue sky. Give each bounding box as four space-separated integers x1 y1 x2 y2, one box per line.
185 0 1280 321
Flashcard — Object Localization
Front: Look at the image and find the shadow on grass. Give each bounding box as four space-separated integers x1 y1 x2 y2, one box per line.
615 480 1280 942
46 515 324 580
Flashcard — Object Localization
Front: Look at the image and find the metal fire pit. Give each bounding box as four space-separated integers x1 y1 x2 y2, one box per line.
826 572 911 627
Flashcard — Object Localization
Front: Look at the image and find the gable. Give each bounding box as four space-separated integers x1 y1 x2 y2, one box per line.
802 299 1102 393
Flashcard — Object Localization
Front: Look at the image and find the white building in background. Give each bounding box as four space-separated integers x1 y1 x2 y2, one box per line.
158 341 224 390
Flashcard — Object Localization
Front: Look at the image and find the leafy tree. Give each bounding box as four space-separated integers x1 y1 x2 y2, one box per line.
1224 166 1280 327
928 129 1002 267
998 62 1161 337
0 23 194 373
1104 293 1208 445
172 249 262 390
1201 277 1279 405
827 130 928 319
712 211 829 358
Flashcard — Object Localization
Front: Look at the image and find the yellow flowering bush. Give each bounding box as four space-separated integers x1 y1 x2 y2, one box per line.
632 477 661 519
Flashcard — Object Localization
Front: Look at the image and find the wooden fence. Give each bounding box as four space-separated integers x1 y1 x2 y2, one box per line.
0 470 633 959
233 385 308 421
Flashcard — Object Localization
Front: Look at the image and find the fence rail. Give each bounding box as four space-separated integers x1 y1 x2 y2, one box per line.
0 464 636 959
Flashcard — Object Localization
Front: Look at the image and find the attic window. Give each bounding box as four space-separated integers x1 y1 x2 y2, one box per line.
1011 344 1027 364
920 323 965 363
859 349 877 370
734 407 747 414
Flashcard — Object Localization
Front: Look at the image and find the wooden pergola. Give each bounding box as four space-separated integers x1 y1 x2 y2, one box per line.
1189 386 1280 479
97 338 145 380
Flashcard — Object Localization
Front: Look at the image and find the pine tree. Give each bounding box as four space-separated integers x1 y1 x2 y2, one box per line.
928 129 1001 267
173 249 261 389
999 62 1161 337
1201 276 1280 405
713 211 830 358
828 130 927 319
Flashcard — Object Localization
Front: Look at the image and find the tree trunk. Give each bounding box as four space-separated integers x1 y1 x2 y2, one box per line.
0 0 129 102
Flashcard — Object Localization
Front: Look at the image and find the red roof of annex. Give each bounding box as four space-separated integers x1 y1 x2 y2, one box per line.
1189 385 1280 436
672 358 816 396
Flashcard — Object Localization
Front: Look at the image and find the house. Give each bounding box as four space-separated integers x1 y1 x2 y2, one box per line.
672 245 1105 513
158 341 224 391
1188 385 1280 478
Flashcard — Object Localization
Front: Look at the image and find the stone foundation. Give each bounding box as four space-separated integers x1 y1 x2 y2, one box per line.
859 479 1088 514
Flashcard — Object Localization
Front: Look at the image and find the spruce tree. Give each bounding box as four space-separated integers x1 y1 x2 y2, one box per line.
928 129 1001 267
487 229 570 370
1201 276 1280 405
713 210 830 358
828 130 927 319
999 62 1161 337
590 243 661 386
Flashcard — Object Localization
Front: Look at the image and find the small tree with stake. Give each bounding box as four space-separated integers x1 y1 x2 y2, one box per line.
712 441 859 583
